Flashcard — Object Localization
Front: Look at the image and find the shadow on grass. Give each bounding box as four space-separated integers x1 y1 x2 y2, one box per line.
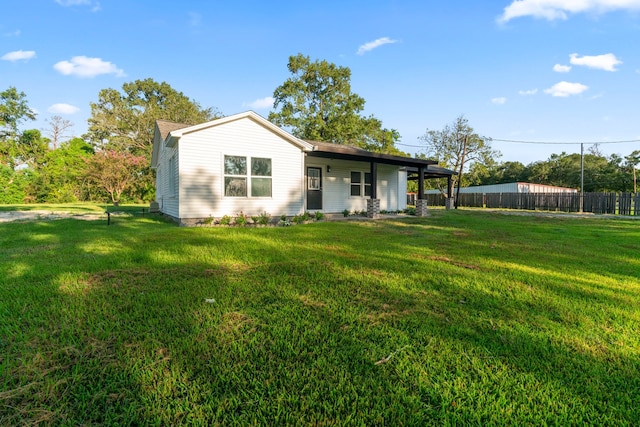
0 213 639 424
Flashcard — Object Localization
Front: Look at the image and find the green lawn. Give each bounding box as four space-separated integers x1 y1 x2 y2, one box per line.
1 210 638 425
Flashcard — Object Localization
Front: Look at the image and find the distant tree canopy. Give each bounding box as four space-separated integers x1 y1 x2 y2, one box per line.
269 53 406 156
84 78 221 202
419 115 498 202
85 78 220 156
465 151 638 193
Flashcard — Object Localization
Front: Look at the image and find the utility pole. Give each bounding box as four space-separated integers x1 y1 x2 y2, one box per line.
580 143 584 213
455 134 468 209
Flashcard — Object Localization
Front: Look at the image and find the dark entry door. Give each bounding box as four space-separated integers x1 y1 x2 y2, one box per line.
307 167 322 210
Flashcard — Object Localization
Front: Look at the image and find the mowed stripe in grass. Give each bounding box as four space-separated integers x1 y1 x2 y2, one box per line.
0 210 638 425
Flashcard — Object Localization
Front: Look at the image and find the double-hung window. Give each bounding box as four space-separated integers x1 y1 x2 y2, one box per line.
350 171 372 197
224 155 272 197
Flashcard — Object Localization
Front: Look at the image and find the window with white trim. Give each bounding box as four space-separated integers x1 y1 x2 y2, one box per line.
350 171 372 197
224 155 272 197
168 156 177 196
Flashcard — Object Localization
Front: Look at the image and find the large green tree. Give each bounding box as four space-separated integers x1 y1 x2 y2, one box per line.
0 87 37 169
269 54 404 155
85 78 219 156
31 138 94 202
85 78 219 202
419 115 498 205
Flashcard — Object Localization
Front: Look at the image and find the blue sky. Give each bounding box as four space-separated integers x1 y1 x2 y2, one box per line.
2 0 640 164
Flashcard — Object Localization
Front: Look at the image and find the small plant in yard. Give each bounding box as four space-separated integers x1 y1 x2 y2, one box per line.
314 211 324 221
235 211 248 226
219 214 232 225
257 211 271 225
202 215 214 225
342 209 350 217
277 214 291 226
251 215 260 224
404 206 416 215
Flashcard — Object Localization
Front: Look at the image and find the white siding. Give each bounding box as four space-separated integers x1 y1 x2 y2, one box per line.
177 117 305 218
307 159 404 213
155 144 179 218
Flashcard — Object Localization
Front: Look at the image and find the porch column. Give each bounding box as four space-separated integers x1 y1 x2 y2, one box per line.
445 175 455 210
367 162 380 218
416 166 428 216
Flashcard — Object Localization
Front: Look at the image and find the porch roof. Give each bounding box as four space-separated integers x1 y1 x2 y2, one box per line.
306 140 439 168
406 165 458 179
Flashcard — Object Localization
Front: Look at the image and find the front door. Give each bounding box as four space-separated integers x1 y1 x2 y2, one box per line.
307 167 322 210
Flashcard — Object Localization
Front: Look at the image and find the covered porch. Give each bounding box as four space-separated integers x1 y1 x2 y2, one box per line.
306 141 457 217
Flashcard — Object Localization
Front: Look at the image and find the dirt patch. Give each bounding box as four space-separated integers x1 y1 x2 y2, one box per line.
0 210 106 223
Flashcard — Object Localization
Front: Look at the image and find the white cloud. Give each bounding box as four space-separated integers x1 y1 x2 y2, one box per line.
54 56 125 78
4 29 21 37
55 0 101 12
243 96 274 110
570 53 621 71
491 97 507 105
48 103 80 114
1 50 36 62
357 37 398 55
518 88 538 95
498 0 640 23
544 81 589 97
553 64 571 73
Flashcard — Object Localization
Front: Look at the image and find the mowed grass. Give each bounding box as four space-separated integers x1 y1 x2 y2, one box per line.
0 210 638 425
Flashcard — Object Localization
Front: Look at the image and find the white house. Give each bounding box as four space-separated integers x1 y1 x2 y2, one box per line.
151 111 453 225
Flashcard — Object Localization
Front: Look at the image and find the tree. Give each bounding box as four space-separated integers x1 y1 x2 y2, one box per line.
33 138 94 202
85 78 219 202
85 78 219 156
14 129 49 170
45 115 74 149
0 87 36 138
419 115 497 207
269 54 403 154
84 150 147 204
0 87 37 169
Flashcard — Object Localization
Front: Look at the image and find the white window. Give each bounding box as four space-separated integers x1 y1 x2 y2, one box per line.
224 155 272 197
350 171 372 197
168 156 177 196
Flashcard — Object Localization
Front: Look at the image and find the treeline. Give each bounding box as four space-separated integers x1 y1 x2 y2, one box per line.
465 149 639 193
0 80 215 204
2 54 638 205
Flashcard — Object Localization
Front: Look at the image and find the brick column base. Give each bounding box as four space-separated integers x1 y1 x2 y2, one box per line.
416 199 429 216
367 199 381 218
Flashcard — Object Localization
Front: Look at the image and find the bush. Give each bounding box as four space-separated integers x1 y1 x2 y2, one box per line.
219 215 232 225
314 211 324 221
404 207 416 216
342 209 350 217
257 212 271 225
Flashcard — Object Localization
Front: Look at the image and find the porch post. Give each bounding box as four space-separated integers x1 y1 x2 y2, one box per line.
367 162 380 218
445 175 455 210
416 166 428 216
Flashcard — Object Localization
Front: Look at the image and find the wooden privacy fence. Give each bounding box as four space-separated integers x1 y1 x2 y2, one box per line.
422 192 639 216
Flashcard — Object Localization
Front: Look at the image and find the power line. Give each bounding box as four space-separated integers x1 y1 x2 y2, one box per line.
398 139 640 148
491 138 640 145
